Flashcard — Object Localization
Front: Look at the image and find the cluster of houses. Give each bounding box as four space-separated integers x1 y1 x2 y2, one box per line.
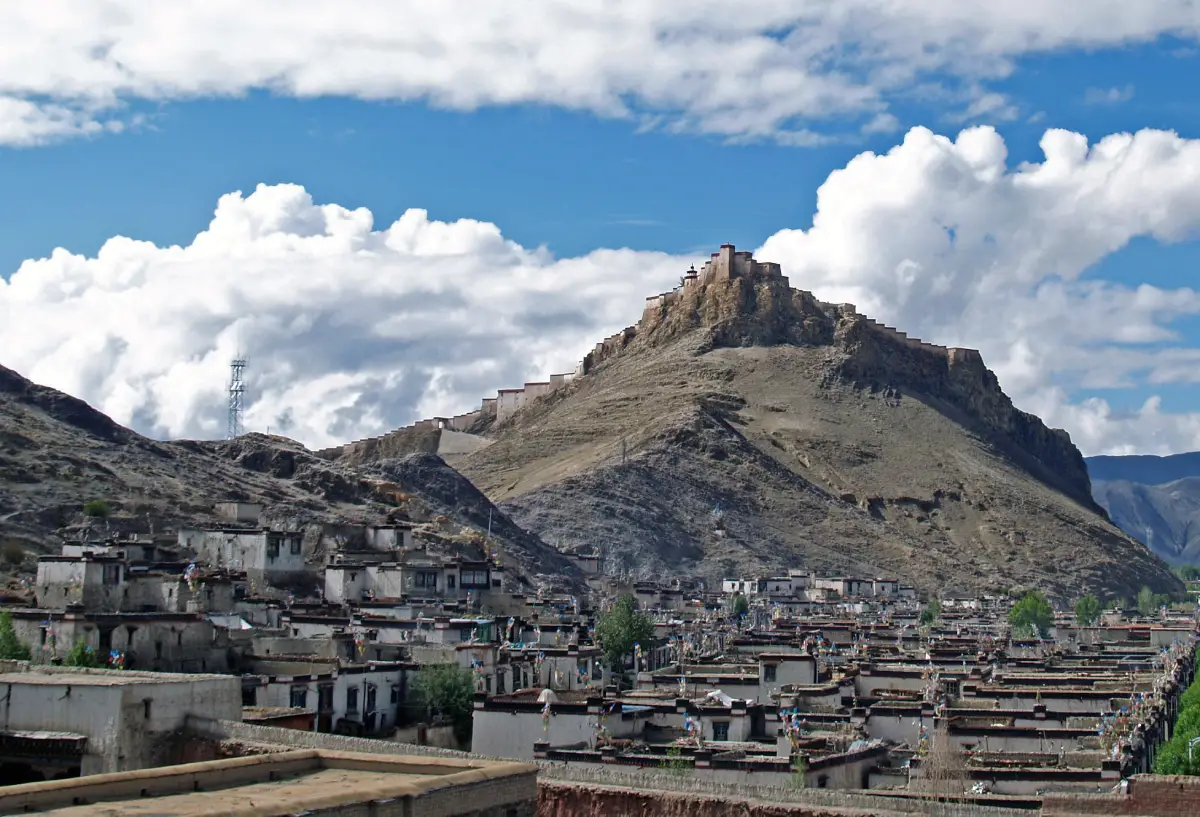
467 569 1199 801
0 499 1197 815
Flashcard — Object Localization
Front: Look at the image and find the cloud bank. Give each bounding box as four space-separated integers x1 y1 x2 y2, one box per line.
2 2 1199 145
4 125 1200 456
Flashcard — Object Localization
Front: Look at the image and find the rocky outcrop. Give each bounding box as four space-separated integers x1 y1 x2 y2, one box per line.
830 317 1097 512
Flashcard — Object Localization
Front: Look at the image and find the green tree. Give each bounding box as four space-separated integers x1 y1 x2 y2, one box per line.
0 611 31 661
1174 565 1200 582
1074 594 1102 627
62 640 104 668
82 500 111 519
597 594 655 674
919 598 942 626
411 664 475 743
1136 585 1170 616
731 594 750 618
1008 590 1053 638
1155 674 1200 775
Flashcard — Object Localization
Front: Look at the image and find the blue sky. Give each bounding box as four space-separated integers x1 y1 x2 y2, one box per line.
2 5 1200 455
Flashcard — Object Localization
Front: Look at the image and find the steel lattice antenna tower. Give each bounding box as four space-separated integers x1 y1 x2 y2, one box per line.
227 356 247 439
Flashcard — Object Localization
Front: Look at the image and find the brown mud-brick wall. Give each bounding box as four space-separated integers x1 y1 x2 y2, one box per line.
537 781 913 817
1041 775 1200 817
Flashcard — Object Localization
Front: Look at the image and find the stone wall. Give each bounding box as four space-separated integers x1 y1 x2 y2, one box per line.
320 373 577 461
538 779 1030 817
537 765 1033 816
539 782 887 817
186 716 498 761
1041 775 1200 816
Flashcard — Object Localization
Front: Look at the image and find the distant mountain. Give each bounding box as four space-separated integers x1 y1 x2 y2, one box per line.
1087 452 1200 485
1087 453 1200 567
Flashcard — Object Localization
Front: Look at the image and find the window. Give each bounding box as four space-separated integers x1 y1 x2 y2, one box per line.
266 536 280 559
290 686 308 708
318 685 333 712
102 564 121 585
390 685 399 704
712 722 730 741
764 664 777 683
290 538 302 555
346 686 359 713
496 672 506 694
492 579 502 588
242 684 258 706
143 700 152 719
154 641 163 659
414 571 438 589
460 570 488 587
447 574 456 589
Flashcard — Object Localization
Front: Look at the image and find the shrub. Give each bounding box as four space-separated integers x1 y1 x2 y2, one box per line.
62 640 105 668
83 500 111 519
0 540 25 566
0 611 31 661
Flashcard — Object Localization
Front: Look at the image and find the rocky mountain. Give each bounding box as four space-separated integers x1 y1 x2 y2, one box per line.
0 363 573 591
1087 453 1200 567
328 247 1180 602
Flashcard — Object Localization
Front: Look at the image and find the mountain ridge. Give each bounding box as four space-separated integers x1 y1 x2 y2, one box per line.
1087 452 1200 566
0 362 575 591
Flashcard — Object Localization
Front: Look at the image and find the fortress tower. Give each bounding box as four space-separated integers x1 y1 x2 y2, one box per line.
688 244 785 287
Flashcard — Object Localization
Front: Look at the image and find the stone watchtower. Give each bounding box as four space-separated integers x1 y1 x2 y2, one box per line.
689 244 786 288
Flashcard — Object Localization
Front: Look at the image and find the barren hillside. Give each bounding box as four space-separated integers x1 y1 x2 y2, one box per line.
431 252 1180 601
0 364 573 591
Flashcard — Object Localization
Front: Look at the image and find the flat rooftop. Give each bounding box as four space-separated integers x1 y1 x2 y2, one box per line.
31 768 424 816
0 750 536 816
0 667 232 686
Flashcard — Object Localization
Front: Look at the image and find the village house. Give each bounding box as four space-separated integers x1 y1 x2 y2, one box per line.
324 554 503 604
177 526 307 588
0 664 239 783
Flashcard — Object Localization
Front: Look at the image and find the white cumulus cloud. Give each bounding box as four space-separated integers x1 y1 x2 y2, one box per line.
5 126 1200 456
758 125 1200 455
0 185 682 448
1 1 1199 145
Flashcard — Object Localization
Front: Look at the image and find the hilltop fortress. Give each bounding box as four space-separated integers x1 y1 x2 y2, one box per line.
319 244 985 461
